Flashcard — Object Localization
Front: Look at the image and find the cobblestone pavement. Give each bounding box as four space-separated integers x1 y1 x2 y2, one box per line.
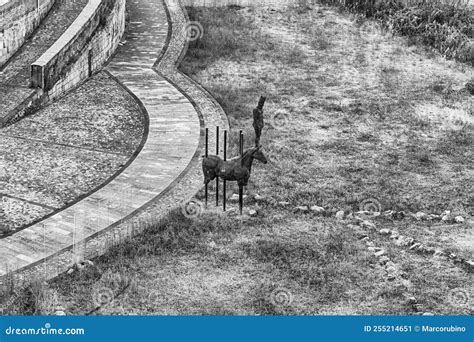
0 0 228 284
0 0 89 122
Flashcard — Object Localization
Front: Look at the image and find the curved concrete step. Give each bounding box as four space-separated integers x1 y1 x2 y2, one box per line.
0 0 228 286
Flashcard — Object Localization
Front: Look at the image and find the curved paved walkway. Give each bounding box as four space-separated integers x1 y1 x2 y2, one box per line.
0 0 228 285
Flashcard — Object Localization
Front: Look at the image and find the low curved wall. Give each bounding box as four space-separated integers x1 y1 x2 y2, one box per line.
0 0 55 67
30 0 125 100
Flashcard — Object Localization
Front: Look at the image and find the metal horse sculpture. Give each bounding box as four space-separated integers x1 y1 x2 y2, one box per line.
202 145 268 195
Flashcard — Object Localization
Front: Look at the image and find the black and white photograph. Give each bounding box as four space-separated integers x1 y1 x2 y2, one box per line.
0 0 472 340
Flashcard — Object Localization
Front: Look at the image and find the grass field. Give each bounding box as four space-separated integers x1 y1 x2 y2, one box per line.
1 2 472 315
318 0 473 64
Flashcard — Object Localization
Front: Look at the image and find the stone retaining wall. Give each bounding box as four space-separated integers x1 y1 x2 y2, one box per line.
0 0 55 67
30 0 125 100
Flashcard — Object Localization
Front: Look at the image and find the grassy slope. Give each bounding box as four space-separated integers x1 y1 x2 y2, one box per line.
318 0 473 64
2 3 472 316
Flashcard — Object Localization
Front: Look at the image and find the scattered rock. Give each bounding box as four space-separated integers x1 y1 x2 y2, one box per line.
422 312 435 316
208 241 216 248
408 297 417 305
379 256 390 265
414 212 427 221
248 209 258 217
360 236 370 242
335 210 345 220
66 269 74 275
374 249 387 257
454 216 465 223
366 241 375 247
386 265 397 273
230 194 248 202
355 230 368 239
395 236 413 247
294 205 309 213
368 246 377 252
433 249 445 257
254 194 266 202
360 220 376 230
389 231 400 239
278 201 290 207
76 260 94 270
427 214 441 221
310 205 325 213
409 243 422 250
55 311 66 316
441 211 452 222
379 228 391 235
387 274 397 281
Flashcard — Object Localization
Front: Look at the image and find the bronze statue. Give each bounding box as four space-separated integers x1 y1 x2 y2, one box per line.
253 96 266 147
202 146 267 193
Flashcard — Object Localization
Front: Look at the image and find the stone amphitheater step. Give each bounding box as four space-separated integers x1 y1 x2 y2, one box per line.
0 72 146 235
0 0 89 124
0 0 228 285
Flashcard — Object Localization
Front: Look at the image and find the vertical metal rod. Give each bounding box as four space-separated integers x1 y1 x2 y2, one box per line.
205 128 208 207
216 126 219 207
223 130 227 212
239 130 243 155
239 131 243 215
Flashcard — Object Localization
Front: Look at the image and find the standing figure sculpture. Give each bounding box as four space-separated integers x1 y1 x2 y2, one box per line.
253 96 266 147
202 145 267 196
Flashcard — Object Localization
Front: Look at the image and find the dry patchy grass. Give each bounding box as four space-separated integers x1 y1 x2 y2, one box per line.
2 3 472 316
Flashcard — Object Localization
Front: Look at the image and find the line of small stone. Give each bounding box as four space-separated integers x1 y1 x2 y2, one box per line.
244 196 473 273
